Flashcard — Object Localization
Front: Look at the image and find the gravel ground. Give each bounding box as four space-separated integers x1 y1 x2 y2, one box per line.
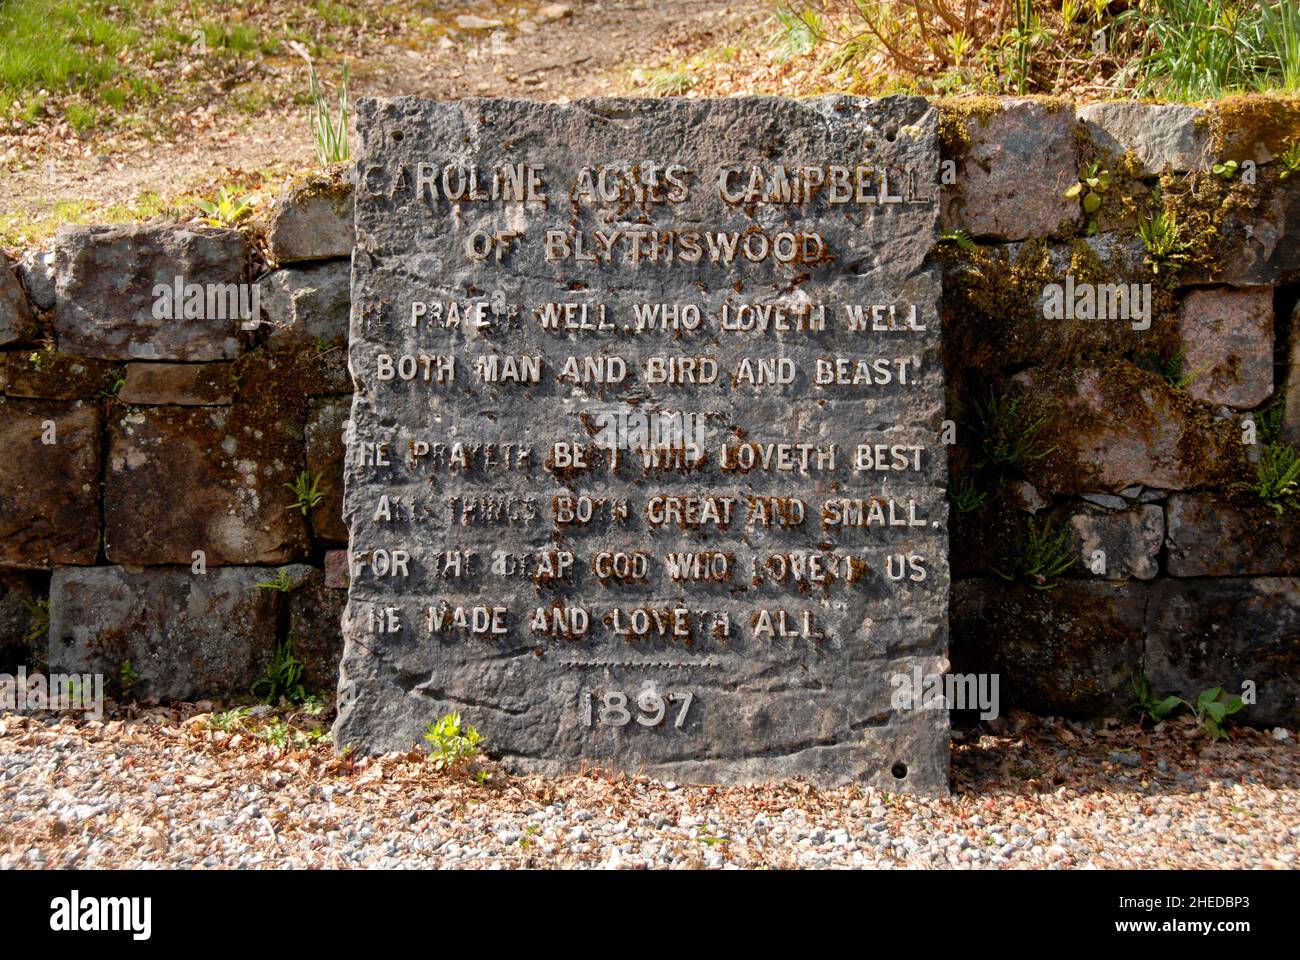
0 706 1296 869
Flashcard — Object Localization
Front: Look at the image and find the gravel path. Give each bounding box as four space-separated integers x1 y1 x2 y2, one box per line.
1 707 1296 869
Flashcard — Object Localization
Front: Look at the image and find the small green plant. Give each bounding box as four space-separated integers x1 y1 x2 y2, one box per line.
472 770 492 785
118 659 137 697
1064 160 1111 233
641 69 696 97
770 5 823 60
1137 205 1190 277
996 517 1076 589
1211 159 1240 179
971 389 1057 480
299 694 326 718
19 595 49 645
251 636 308 704
96 374 126 405
1190 686 1245 740
284 471 325 515
939 228 978 251
1279 141 1300 179
289 42 350 166
1131 674 1247 739
949 475 988 514
423 711 484 771
194 186 256 226
1244 442 1300 514
1132 673 1182 723
1137 347 1199 390
254 568 294 592
204 706 252 732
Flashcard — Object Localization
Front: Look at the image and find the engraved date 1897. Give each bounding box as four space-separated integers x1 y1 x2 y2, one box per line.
579 687 694 729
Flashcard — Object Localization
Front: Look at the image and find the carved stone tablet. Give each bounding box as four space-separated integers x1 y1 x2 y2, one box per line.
336 96 949 792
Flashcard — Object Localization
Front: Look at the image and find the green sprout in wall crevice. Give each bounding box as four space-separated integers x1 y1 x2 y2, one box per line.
1135 347 1204 391
994 516 1076 590
948 475 988 514
251 635 308 705
1064 160 1111 235
1137 195 1191 280
1279 141 1300 180
285 471 326 515
970 388 1058 482
254 568 294 592
1233 402 1300 514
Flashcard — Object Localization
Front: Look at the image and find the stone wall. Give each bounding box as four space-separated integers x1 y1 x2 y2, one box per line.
0 174 354 700
1 96 1297 726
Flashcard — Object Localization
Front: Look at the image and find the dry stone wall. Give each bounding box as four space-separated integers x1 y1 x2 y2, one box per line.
0 95 1297 735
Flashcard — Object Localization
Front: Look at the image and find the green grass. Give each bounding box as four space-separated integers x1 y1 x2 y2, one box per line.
0 1 138 95
1130 0 1300 99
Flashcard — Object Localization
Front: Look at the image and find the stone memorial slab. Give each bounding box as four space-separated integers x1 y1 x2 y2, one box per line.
335 96 949 791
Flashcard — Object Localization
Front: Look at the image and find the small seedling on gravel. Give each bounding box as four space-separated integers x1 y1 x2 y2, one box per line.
284 471 325 515
1190 686 1245 740
423 711 483 772
205 707 252 732
1132 673 1182 723
1131 675 1246 739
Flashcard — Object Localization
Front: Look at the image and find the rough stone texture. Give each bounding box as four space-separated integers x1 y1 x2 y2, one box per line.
305 397 348 543
258 262 353 395
941 233 1156 373
0 571 44 670
265 179 354 264
118 362 234 405
1285 300 1300 448
324 549 350 589
1178 286 1273 408
104 404 310 566
1078 102 1208 175
3 350 121 400
1 261 34 346
1165 494 1300 577
942 100 1079 241
260 262 350 348
53 224 247 360
47 565 281 701
1066 502 1163 581
15 250 56 312
337 96 949 792
1015 367 1244 494
951 579 1145 717
286 567 346 693
0 398 101 569
1146 578 1300 726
